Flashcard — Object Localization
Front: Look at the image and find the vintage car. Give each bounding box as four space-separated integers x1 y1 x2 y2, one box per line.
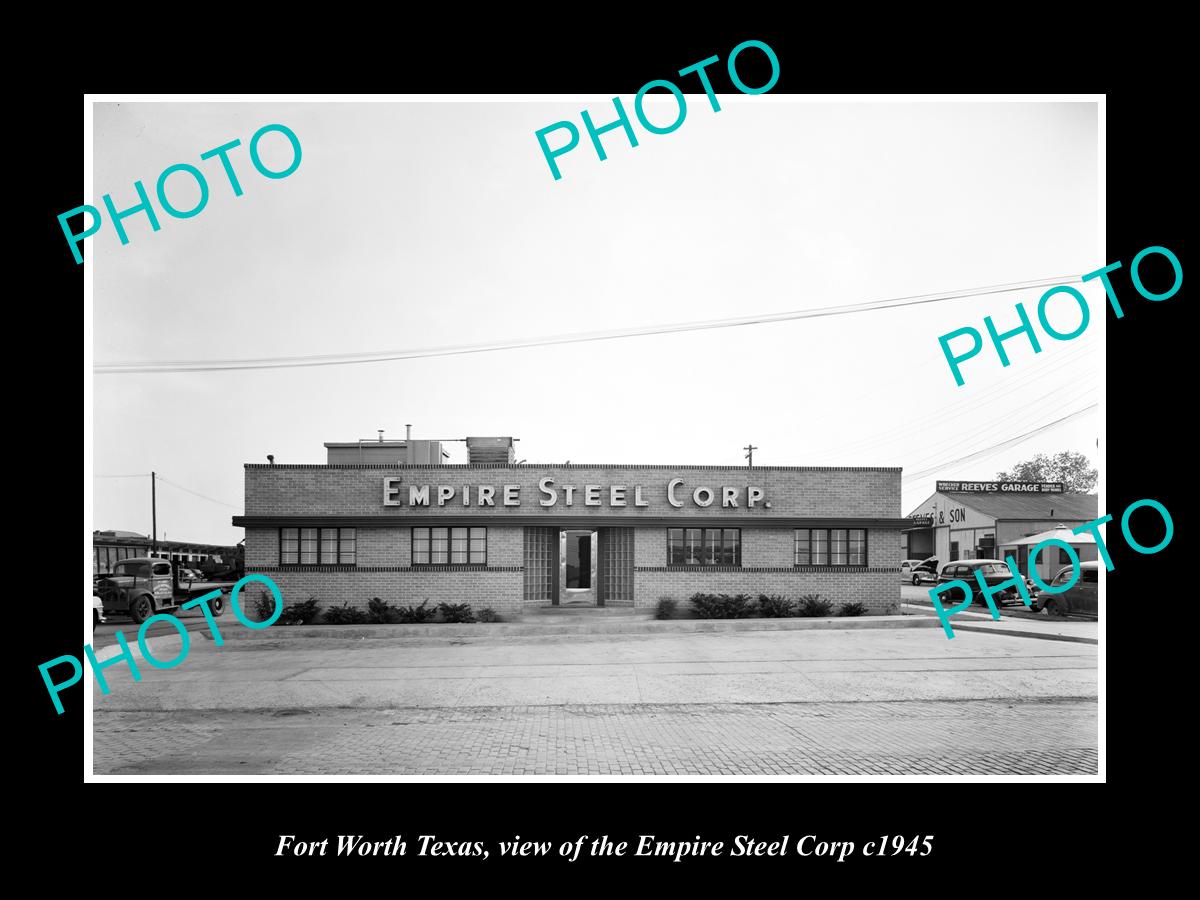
936 559 1028 607
1031 560 1100 617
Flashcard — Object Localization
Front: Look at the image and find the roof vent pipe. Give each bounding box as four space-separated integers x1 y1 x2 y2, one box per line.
406 424 412 441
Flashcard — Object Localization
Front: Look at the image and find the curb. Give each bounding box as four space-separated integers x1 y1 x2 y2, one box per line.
202 615 942 640
953 624 1099 645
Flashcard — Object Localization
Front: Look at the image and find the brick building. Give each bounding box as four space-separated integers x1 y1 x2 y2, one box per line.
232 436 907 616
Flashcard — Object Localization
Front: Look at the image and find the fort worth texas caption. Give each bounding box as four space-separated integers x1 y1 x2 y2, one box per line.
276 834 932 862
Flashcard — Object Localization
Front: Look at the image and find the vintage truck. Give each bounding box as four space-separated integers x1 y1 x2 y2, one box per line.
94 556 237 625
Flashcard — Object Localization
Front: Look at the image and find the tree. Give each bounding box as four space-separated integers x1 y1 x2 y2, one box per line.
996 451 1097 493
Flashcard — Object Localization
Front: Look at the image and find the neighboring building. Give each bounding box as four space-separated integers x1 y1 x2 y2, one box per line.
92 529 241 574
999 525 1100 583
232 435 909 616
901 480 1099 573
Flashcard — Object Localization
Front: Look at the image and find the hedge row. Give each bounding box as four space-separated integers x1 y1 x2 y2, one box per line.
252 592 501 625
657 593 867 620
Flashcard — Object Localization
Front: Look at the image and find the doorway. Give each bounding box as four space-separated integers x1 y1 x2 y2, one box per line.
559 529 598 606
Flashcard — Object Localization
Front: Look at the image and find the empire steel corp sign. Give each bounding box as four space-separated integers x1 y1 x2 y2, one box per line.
383 477 771 510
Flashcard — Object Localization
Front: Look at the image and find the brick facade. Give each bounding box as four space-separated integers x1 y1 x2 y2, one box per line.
235 462 905 618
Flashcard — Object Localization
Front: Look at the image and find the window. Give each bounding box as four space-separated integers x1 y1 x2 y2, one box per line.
794 529 868 566
280 527 357 565
413 527 487 565
1058 547 1072 566
666 528 740 566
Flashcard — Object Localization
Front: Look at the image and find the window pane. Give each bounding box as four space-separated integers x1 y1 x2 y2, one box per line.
451 527 468 564
705 529 721 565
812 529 828 565
794 529 810 566
281 528 299 565
470 527 487 564
320 528 338 564
723 529 740 565
685 528 703 565
849 529 866 565
667 529 684 565
431 527 449 564
300 528 318 564
830 529 848 565
339 528 356 564
413 527 430 565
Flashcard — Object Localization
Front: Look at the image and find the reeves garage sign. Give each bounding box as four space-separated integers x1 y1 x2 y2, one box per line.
936 481 1065 494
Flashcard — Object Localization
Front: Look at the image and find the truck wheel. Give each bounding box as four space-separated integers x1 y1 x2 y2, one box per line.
129 595 154 625
210 595 227 617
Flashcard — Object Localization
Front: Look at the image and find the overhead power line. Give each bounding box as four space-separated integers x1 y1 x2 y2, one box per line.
95 472 242 511
95 274 1081 375
156 475 242 510
900 403 1099 482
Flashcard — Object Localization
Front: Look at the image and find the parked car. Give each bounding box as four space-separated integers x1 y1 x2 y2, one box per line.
899 559 924 582
92 595 106 630
936 559 1026 607
910 557 940 585
1031 560 1099 617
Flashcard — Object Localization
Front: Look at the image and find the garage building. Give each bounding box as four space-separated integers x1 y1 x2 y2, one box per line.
901 480 1100 575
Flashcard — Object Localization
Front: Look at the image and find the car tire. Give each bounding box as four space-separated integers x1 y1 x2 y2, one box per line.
1044 598 1068 618
210 594 227 617
129 595 155 625
911 575 920 586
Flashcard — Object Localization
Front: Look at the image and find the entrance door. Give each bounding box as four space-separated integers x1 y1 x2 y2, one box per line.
559 529 598 606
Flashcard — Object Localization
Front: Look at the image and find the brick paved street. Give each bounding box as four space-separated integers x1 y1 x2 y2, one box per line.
95 699 1096 775
90 626 1098 776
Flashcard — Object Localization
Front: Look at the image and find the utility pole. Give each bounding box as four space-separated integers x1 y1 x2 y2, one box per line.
151 471 157 554
744 444 758 467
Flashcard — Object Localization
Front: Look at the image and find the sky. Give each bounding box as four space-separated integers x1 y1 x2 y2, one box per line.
90 99 1100 545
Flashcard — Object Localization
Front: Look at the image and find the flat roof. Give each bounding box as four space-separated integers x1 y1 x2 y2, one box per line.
245 462 902 472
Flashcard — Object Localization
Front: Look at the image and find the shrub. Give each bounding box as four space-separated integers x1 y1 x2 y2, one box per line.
254 589 277 622
477 608 501 623
689 592 722 619
655 596 678 620
758 593 795 618
322 602 370 625
690 593 756 619
837 602 867 617
279 597 321 625
437 602 476 624
396 600 435 624
366 597 402 624
796 594 833 618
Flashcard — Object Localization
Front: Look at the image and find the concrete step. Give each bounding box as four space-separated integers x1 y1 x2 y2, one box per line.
527 605 648 617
